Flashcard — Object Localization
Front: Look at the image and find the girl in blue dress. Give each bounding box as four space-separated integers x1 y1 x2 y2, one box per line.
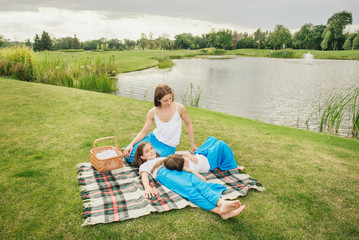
134 138 246 219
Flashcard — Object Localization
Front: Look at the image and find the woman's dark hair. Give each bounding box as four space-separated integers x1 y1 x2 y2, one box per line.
150 154 184 174
154 84 174 107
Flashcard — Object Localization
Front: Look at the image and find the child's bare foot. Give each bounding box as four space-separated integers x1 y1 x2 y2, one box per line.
219 200 241 214
238 166 245 171
220 205 246 219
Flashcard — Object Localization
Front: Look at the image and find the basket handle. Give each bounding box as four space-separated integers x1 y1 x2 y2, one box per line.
93 136 119 151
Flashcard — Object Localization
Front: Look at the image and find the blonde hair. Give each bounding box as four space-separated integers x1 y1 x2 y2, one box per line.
150 154 184 174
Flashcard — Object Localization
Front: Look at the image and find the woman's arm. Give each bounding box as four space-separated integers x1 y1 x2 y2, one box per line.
178 104 197 153
123 109 155 158
140 171 157 198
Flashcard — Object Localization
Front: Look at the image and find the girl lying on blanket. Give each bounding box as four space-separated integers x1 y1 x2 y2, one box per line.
133 136 246 219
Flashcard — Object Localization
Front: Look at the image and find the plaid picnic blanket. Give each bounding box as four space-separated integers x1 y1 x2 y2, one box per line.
77 161 264 226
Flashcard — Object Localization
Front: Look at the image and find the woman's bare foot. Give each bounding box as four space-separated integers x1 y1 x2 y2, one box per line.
218 199 241 214
220 205 246 219
238 166 245 171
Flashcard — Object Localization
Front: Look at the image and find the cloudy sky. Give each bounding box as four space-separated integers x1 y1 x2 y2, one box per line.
1 0 358 41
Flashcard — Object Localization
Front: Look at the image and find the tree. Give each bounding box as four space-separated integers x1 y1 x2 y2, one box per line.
40 31 52 50
25 38 32 47
292 23 317 49
206 29 218 48
352 32 359 50
124 39 136 50
147 32 158 49
253 28 267 49
217 29 233 50
321 29 331 50
312 25 326 50
324 10 353 50
33 34 41 51
232 31 240 49
174 33 194 49
157 33 173 50
343 33 355 50
269 25 292 49
237 32 255 49
193 35 207 49
82 40 99 50
73 35 81 49
0 35 9 48
139 33 149 50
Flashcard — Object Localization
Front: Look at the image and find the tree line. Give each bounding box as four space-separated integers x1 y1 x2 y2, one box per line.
1 10 358 51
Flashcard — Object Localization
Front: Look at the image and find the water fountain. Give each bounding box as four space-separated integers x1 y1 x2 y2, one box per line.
303 52 314 64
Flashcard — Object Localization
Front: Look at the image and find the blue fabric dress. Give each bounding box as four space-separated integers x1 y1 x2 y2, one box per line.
124 132 176 164
156 167 226 211
194 136 238 171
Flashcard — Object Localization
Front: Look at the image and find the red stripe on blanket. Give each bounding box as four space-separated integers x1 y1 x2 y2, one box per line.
220 173 245 189
150 182 170 211
83 183 139 198
101 173 120 222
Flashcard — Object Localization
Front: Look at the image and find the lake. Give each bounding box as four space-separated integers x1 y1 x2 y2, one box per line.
116 56 359 137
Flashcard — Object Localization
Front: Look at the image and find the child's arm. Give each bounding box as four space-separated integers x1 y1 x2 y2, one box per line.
140 171 157 198
183 166 207 182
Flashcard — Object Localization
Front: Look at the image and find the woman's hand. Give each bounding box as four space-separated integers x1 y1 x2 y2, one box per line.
184 153 198 164
191 144 198 154
123 145 133 158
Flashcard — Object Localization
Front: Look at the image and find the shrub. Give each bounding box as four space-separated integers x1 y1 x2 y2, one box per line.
0 46 34 81
269 49 296 58
213 49 226 55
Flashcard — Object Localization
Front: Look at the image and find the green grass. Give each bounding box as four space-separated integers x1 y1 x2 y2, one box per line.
34 49 203 73
230 49 359 60
1 77 358 239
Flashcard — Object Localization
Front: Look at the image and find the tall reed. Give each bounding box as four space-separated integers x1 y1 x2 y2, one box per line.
181 83 201 107
33 53 117 92
352 87 359 138
0 46 34 81
315 86 359 137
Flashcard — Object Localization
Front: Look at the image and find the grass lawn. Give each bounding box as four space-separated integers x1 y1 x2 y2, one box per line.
229 49 359 60
34 49 203 73
1 77 358 239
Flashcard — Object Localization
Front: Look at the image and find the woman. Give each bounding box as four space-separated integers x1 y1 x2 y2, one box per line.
123 84 197 164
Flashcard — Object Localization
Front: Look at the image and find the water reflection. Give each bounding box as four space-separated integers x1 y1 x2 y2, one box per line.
117 57 359 136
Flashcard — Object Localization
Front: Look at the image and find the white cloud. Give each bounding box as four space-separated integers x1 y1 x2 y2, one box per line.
0 7 255 41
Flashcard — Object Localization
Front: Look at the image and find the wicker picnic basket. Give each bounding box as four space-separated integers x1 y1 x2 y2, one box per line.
90 136 123 172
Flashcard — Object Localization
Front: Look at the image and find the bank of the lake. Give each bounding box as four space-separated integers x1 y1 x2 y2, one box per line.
33 49 359 74
229 49 359 60
1 77 358 239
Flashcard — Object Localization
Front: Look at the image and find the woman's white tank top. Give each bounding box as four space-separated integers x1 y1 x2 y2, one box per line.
153 103 182 147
